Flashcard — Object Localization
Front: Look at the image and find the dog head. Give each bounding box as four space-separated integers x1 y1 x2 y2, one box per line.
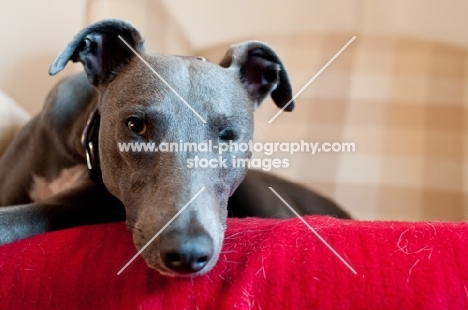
50 19 294 276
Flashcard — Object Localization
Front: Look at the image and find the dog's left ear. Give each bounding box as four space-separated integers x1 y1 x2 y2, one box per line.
219 41 294 111
49 19 145 86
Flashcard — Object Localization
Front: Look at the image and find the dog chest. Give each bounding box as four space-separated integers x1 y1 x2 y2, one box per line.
29 165 88 202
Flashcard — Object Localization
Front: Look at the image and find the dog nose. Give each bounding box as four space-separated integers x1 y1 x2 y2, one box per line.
160 233 214 273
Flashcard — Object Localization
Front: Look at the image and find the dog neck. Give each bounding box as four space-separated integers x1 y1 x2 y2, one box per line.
81 107 102 184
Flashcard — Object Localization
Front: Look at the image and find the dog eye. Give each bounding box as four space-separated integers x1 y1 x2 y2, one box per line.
126 117 147 136
219 128 237 141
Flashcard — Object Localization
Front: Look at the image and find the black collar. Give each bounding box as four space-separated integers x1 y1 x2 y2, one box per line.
81 107 103 184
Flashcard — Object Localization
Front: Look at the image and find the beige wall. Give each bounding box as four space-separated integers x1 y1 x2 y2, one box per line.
160 0 468 50
0 0 87 115
87 0 192 55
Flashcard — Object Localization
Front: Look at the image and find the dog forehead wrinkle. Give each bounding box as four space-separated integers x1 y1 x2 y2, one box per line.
144 55 236 99
144 55 192 88
100 56 170 109
107 54 251 125
187 68 251 119
118 56 199 115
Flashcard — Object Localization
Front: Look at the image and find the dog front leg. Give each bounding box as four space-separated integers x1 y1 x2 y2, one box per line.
0 182 125 245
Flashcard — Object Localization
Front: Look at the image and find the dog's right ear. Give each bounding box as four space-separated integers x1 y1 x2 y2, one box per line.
49 19 145 86
219 41 295 111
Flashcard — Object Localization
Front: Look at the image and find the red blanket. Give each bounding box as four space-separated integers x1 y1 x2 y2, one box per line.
1 217 467 309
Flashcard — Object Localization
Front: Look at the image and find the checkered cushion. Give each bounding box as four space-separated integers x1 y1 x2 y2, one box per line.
200 33 468 221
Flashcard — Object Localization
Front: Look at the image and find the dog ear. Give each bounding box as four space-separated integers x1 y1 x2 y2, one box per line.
49 19 145 85
219 41 294 111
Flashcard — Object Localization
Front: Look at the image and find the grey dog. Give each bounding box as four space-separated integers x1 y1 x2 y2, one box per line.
0 19 349 276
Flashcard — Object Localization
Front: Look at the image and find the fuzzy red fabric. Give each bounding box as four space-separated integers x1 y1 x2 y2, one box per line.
0 217 467 309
